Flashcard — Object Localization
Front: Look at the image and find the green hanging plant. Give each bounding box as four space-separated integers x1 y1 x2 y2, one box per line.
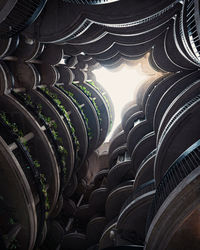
0 112 50 217
11 91 68 184
38 87 80 158
86 80 113 132
72 82 102 125
56 85 93 140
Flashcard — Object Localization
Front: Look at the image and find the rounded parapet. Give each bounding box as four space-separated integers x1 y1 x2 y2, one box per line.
145 166 200 250
107 160 134 191
99 219 117 250
109 144 128 168
26 88 75 189
0 136 37 250
0 0 47 38
127 120 152 156
86 216 107 246
153 70 200 133
180 0 200 65
134 151 155 189
109 131 126 156
0 94 61 213
131 132 156 174
145 73 185 125
124 111 144 136
13 35 44 61
116 180 155 246
121 104 139 131
63 83 100 152
155 94 200 185
89 187 108 213
105 183 133 221
51 86 88 167
43 220 64 250
71 81 113 147
157 78 200 143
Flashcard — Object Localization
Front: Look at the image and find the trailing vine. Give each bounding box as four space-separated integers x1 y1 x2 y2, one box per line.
86 80 113 132
11 90 68 187
0 112 50 218
56 85 93 140
72 82 102 125
37 87 80 161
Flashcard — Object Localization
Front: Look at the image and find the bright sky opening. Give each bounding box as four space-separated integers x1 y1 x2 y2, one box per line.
93 63 151 142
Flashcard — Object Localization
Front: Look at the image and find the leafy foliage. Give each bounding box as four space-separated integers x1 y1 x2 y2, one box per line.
56 85 93 140
0 112 50 217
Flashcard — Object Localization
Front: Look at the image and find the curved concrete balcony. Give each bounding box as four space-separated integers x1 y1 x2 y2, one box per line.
82 81 111 146
180 0 200 65
37 86 87 168
131 132 156 174
151 27 186 73
116 180 155 246
85 80 114 135
93 169 109 188
89 187 108 213
141 77 163 114
64 83 100 151
145 141 200 250
0 94 60 214
57 66 74 86
0 35 19 59
0 99 61 247
0 0 47 38
13 35 44 61
71 13 178 58
75 204 96 226
109 131 126 157
153 69 200 133
99 219 117 250
155 94 200 185
23 0 179 44
127 119 152 156
5 61 41 90
55 84 94 152
105 182 134 221
165 14 197 70
134 150 156 189
0 136 37 250
86 216 107 246
157 78 200 143
43 220 64 250
121 104 139 132
145 72 187 126
11 89 73 192
53 86 88 164
109 144 128 168
70 81 109 148
107 159 133 191
36 64 58 87
124 111 144 136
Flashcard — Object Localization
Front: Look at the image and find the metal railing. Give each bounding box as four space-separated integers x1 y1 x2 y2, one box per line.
186 0 200 60
0 0 47 38
146 139 200 232
158 94 200 147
